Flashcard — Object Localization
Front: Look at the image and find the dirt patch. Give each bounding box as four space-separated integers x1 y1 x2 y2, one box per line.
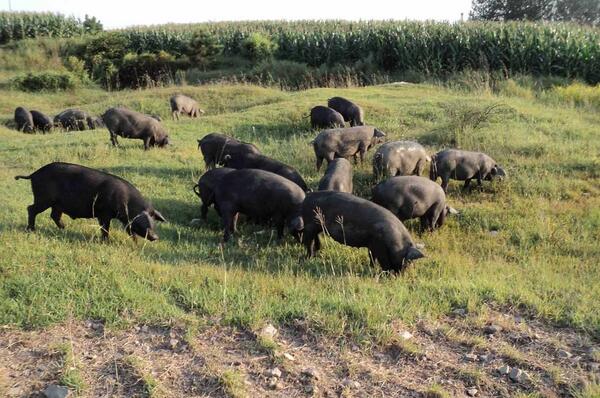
1 310 598 397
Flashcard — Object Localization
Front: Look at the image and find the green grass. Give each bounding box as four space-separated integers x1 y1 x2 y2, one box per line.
124 355 164 397
0 80 599 344
51 342 85 394
218 369 247 398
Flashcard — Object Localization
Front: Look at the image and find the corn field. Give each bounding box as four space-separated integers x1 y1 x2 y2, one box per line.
0 12 83 44
2 16 599 84
118 20 600 83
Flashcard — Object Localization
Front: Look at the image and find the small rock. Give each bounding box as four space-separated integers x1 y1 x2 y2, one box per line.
484 324 501 335
519 371 531 383
489 230 499 236
479 354 492 363
283 352 295 361
558 349 572 359
141 325 149 333
302 367 320 380
341 377 360 389
43 385 69 398
268 377 280 389
497 364 511 375
464 353 478 362
509 367 522 382
415 243 425 250
189 218 203 228
509 367 530 383
452 308 466 316
260 323 278 339
399 330 413 340
268 367 282 378
466 387 478 396
169 338 179 350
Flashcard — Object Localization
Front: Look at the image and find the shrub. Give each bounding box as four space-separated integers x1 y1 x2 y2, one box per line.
11 71 77 91
545 83 600 109
118 50 185 88
63 56 90 83
249 59 312 89
241 33 277 62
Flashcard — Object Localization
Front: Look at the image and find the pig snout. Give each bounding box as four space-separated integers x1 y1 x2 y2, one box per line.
145 230 159 241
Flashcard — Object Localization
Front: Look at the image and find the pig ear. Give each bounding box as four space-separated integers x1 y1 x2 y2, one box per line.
152 210 166 222
375 129 386 137
405 247 424 261
447 206 459 215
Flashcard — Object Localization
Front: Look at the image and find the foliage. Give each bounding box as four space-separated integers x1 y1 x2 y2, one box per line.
83 14 103 35
470 0 554 21
118 51 186 88
10 71 77 91
187 30 222 68
104 21 600 84
470 0 599 24
0 12 86 44
241 32 277 62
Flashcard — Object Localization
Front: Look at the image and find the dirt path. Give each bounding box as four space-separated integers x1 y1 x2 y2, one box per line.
1 310 598 397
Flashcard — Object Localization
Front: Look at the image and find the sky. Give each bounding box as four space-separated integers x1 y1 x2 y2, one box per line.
2 0 473 29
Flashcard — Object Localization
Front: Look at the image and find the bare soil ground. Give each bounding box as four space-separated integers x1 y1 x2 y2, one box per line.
1 309 599 397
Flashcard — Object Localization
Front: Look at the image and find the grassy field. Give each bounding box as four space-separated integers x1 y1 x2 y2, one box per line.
1 80 599 347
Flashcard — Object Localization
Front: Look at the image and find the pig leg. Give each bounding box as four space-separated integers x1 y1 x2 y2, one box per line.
27 202 50 231
370 241 393 272
143 137 151 150
109 130 119 146
275 217 285 240
435 207 447 229
50 207 65 229
440 174 450 192
302 224 319 257
358 144 367 164
200 202 209 220
98 216 111 240
316 156 324 171
221 205 238 242
415 159 426 176
462 178 472 191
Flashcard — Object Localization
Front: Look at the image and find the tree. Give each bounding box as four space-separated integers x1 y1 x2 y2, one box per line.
554 0 600 24
470 0 553 21
470 0 599 24
83 14 103 34
187 30 222 69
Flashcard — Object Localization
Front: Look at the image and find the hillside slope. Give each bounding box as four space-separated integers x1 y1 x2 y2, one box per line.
0 83 599 397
